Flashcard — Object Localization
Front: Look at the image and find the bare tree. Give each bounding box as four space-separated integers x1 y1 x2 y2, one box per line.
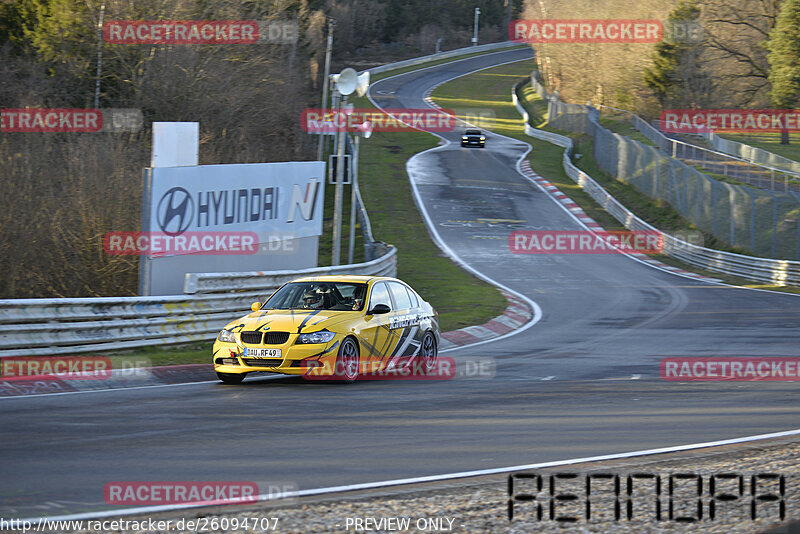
701 0 780 107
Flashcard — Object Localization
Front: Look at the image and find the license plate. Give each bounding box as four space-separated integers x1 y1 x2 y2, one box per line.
245 348 282 358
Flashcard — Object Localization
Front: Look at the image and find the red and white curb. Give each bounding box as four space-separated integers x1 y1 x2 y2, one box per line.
439 290 533 350
518 161 722 283
0 364 216 398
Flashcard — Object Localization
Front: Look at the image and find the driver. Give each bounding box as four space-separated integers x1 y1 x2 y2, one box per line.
301 289 325 310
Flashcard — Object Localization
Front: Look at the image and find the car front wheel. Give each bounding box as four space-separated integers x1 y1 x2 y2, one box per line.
335 337 360 383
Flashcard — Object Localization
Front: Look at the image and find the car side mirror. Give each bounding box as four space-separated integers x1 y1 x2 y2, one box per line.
250 302 262 312
368 303 391 315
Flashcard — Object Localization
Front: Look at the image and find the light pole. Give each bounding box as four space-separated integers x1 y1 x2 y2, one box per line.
330 68 358 265
332 93 349 266
472 7 480 46
348 121 372 264
316 18 335 161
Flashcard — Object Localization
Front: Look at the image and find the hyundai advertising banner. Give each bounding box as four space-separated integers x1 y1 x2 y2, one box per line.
139 161 325 295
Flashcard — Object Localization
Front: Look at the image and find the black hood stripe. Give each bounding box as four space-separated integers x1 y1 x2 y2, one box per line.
297 309 324 333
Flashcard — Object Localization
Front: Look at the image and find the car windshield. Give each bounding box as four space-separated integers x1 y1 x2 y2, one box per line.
263 282 367 311
465 130 481 135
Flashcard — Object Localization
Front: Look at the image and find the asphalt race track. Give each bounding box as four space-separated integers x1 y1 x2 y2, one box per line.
2 48 799 519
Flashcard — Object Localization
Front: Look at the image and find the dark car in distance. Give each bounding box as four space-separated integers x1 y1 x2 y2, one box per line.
461 129 486 148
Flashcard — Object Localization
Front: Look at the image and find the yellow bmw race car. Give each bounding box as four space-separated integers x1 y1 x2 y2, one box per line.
213 275 440 383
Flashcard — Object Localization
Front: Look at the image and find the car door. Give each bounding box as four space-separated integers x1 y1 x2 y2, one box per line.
386 281 423 362
359 281 399 372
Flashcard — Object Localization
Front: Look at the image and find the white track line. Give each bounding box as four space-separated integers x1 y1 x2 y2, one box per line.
23 427 800 523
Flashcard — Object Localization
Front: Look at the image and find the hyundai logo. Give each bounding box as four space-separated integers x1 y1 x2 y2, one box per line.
157 187 194 235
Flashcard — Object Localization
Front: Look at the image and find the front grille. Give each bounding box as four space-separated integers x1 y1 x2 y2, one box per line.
264 332 290 344
240 331 290 345
243 358 283 367
240 331 263 345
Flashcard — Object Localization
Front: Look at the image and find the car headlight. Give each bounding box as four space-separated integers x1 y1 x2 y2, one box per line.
461 136 468 140
217 328 237 343
480 136 485 140
296 331 336 344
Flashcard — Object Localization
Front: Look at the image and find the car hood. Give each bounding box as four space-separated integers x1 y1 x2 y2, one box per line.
224 308 355 334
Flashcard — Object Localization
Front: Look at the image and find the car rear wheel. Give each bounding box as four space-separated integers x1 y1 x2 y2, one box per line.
217 372 246 384
335 337 360 383
418 332 438 374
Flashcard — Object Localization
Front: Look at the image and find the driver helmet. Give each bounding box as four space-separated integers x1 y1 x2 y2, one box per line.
302 289 324 309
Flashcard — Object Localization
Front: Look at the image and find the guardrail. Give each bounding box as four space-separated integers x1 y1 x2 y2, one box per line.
512 81 800 287
185 243 396 294
597 105 800 193
367 41 524 76
698 131 800 176
0 244 396 357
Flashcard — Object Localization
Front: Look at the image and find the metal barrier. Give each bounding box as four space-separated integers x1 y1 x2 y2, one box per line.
598 106 800 193
184 243 396 294
0 245 397 357
529 76 800 260
513 81 800 287
367 41 525 76
698 131 800 176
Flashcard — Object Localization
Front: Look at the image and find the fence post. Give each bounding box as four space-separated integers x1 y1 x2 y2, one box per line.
729 187 736 247
748 189 756 253
712 180 717 236
791 190 800 260
766 190 778 258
